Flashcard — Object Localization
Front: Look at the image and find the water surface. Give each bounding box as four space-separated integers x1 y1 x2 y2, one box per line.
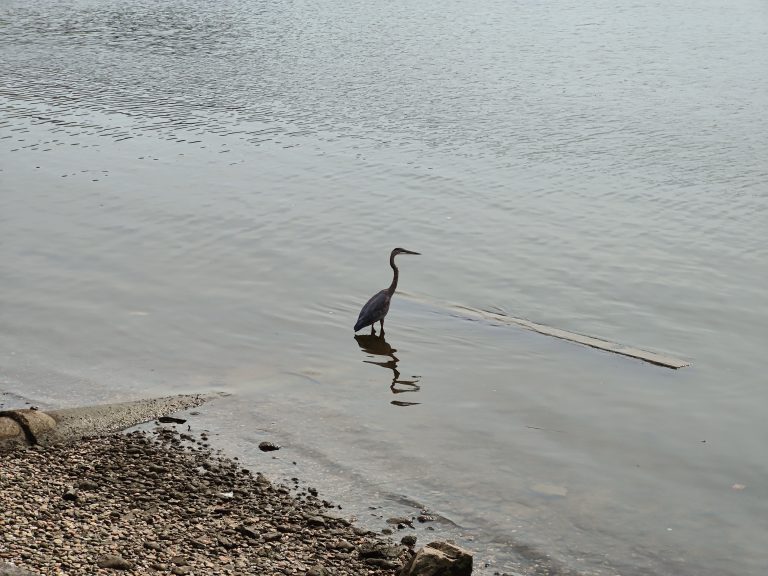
1 0 767 574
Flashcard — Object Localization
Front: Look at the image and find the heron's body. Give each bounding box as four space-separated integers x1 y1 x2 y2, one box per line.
354 289 392 332
354 248 419 335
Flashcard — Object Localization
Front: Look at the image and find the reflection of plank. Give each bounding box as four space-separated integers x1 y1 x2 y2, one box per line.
451 305 690 369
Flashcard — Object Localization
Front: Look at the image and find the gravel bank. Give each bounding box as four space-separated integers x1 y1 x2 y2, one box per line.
0 427 411 575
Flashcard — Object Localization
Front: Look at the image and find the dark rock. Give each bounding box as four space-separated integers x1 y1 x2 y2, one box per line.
387 516 413 527
236 524 259 539
62 488 78 502
307 515 326 528
143 541 162 551
170 555 188 566
258 441 280 452
263 531 282 542
401 534 418 547
417 514 435 523
158 416 186 424
78 480 98 490
217 535 236 549
171 567 191 576
398 541 473 576
96 555 133 570
306 565 329 576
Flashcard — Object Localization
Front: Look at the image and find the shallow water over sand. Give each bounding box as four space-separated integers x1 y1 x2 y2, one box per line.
2 0 767 574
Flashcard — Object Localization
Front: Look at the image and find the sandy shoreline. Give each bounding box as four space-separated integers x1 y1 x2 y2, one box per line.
0 426 417 575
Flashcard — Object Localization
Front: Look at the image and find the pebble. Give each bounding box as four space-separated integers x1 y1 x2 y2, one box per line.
0 429 411 576
95 555 133 570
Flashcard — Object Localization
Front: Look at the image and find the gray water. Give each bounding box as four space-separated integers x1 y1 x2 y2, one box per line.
1 0 767 574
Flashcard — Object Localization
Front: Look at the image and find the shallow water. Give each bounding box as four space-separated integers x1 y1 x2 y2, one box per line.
1 0 767 574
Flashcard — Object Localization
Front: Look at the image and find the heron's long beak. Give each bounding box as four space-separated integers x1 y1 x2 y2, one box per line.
401 249 420 255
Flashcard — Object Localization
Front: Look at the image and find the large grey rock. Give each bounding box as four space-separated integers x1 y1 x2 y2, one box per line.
399 541 473 576
0 394 219 449
0 410 56 448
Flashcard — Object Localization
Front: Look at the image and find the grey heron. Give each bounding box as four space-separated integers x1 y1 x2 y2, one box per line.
354 247 420 335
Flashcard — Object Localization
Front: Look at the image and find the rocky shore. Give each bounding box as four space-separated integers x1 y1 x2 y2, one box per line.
0 426 427 576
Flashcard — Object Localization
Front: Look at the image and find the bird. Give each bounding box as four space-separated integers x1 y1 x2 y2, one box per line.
354 247 420 336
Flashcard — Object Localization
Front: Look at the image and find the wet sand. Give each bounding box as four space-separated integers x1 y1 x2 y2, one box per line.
0 427 416 576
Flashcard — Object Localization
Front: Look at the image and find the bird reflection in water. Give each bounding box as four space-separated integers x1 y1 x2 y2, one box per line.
354 333 421 406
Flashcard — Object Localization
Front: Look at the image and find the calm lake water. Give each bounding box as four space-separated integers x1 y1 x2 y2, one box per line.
1 0 767 574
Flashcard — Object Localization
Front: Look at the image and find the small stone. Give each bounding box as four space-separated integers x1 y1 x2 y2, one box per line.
365 558 400 569
263 531 282 542
334 539 355 551
171 567 191 576
306 565 329 576
62 488 78 502
386 516 413 527
190 537 210 549
258 441 280 452
236 524 259 539
143 542 162 551
358 543 403 560
307 516 326 528
96 555 133 570
170 556 188 566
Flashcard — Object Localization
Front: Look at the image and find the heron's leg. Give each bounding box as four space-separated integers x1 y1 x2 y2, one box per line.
380 319 385 336
370 324 375 335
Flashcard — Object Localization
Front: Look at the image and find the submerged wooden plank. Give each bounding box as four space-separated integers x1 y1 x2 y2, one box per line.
449 304 690 369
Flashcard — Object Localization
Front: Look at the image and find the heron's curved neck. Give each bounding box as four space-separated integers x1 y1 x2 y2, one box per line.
387 253 399 295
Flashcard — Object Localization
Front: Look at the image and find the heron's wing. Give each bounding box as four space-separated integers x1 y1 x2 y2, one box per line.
354 289 390 330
